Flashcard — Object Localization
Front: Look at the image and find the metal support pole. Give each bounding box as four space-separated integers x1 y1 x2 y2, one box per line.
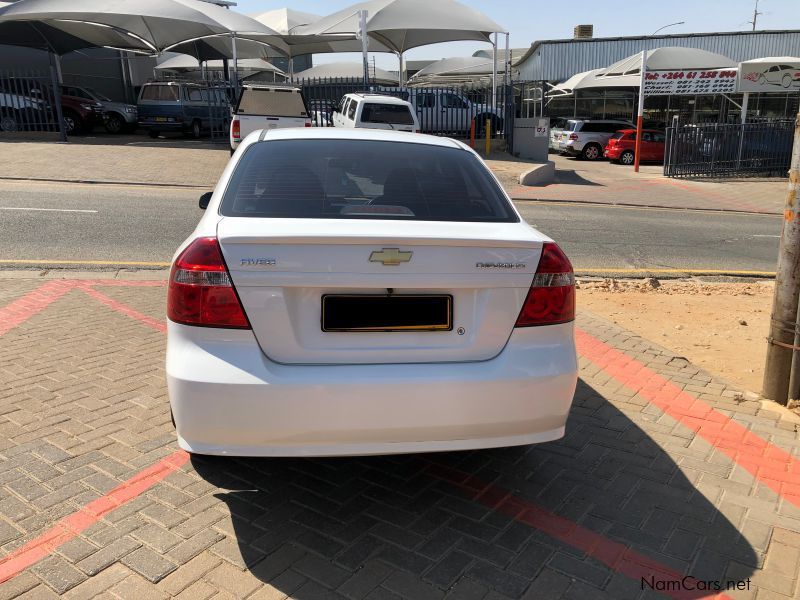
359 10 369 90
504 32 510 143
763 112 800 405
741 91 750 123
634 49 647 172
398 52 404 87
491 34 497 111
230 33 239 90
49 59 66 142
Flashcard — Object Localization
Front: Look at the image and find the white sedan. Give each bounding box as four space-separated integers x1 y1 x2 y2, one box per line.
166 128 578 457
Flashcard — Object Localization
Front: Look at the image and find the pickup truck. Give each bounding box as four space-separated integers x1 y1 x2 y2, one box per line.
230 85 310 154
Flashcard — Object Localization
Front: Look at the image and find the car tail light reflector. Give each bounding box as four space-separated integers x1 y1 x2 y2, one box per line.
569 133 578 141
515 242 575 327
231 117 241 140
167 237 250 329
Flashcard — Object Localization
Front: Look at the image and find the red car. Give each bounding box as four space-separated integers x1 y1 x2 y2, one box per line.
604 129 666 165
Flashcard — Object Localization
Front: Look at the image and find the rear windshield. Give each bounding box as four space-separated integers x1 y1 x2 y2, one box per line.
360 103 414 125
139 85 180 102
610 132 625 140
220 139 518 222
236 88 307 117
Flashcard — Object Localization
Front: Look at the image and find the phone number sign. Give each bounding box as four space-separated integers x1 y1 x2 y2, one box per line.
644 69 738 96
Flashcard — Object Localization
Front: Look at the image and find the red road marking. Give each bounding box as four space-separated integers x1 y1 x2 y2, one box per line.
79 285 166 333
0 280 74 337
428 462 732 600
575 327 800 509
0 450 189 584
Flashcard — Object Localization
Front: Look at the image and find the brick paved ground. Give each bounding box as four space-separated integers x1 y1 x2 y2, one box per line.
0 275 798 599
0 140 786 215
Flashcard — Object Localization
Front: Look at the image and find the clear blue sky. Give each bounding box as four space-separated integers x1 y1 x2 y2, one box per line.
234 0 800 69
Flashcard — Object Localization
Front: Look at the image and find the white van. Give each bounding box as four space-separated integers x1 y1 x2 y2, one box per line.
332 94 419 132
230 85 310 153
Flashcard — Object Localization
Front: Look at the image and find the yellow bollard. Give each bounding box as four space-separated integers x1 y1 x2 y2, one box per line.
484 118 491 156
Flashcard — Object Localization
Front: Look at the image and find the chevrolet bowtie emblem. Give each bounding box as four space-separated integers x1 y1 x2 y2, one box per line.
369 248 413 266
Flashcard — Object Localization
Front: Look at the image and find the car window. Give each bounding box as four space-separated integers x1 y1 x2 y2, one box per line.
360 103 414 125
579 122 599 133
347 99 357 121
417 93 436 108
566 120 579 132
140 85 180 102
610 132 625 140
188 89 203 102
642 132 653 142
221 140 518 223
652 132 666 143
336 97 347 114
442 94 468 109
237 88 307 117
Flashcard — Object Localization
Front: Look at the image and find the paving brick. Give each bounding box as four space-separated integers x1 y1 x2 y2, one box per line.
383 570 445 600
31 555 88 594
203 560 262 598
158 551 222 596
77 535 142 576
62 563 131 600
337 560 394 600
120 546 177 583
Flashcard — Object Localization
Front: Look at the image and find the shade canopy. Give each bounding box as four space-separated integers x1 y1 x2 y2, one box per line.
250 8 320 35
156 53 285 75
292 61 396 84
547 69 605 96
294 0 505 55
409 55 511 84
168 35 283 61
599 47 735 77
0 0 289 55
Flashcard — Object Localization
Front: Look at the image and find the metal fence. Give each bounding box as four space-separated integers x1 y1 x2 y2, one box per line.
664 119 795 178
0 67 65 140
294 77 512 140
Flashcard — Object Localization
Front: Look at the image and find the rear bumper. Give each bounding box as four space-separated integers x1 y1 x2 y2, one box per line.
604 147 621 159
166 322 578 457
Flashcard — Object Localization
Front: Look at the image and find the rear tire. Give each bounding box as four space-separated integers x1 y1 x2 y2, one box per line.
0 111 20 132
191 119 201 139
582 143 602 161
619 150 635 165
148 129 160 139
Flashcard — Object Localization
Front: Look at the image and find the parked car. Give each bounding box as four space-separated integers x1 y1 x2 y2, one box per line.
309 99 336 127
332 93 419 132
62 85 137 134
0 87 48 132
0 80 101 134
167 128 578 457
558 119 635 160
548 116 573 152
604 129 666 165
230 84 310 153
138 82 230 139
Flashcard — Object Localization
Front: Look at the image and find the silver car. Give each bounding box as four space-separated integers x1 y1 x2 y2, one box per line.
558 119 635 160
62 85 137 134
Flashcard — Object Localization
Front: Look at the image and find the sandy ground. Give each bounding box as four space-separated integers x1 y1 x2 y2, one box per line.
578 279 774 394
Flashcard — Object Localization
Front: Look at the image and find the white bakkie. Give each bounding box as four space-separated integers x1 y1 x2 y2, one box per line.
229 85 310 153
167 128 578 457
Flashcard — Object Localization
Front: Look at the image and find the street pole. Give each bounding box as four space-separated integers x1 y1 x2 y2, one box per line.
359 10 369 90
491 33 497 111
763 112 800 405
634 48 647 173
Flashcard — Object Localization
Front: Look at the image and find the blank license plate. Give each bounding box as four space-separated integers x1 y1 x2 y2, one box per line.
321 295 452 332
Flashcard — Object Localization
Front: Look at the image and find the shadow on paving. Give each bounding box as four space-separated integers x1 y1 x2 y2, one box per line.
551 168 603 187
189 379 757 599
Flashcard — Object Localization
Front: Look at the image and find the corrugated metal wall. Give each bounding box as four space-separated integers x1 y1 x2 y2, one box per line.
517 31 800 82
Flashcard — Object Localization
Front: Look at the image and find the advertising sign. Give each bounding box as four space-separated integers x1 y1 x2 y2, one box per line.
644 69 738 96
737 60 800 92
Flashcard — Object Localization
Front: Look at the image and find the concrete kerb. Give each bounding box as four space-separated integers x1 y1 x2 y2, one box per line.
518 161 555 186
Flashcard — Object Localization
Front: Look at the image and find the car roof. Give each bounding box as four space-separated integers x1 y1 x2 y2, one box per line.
261 127 464 149
243 85 301 92
345 93 410 105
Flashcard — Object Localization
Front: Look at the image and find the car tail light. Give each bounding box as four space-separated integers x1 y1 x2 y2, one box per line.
304 120 312 127
167 237 250 329
515 242 575 327
231 117 241 140
569 133 578 141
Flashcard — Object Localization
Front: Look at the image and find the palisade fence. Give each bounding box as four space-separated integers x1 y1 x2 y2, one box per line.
0 67 66 140
664 119 795 178
273 77 514 143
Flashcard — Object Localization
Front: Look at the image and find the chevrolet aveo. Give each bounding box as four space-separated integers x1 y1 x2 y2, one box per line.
166 128 578 457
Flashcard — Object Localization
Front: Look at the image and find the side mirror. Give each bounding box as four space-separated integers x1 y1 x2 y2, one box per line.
199 191 212 210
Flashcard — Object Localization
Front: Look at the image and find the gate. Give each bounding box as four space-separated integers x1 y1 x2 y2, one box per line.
0 67 66 140
298 77 511 140
664 120 795 178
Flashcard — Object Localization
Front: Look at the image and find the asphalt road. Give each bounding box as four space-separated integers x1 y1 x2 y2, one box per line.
0 180 782 276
